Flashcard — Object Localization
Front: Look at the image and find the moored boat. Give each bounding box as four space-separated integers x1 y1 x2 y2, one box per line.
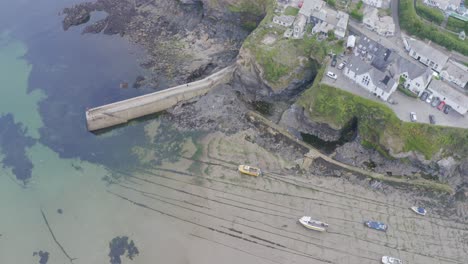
299 216 329 232
238 165 261 177
410 206 427 216
382 256 403 264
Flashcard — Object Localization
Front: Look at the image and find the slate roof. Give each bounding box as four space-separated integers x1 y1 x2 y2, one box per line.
428 79 468 107
407 38 449 68
442 60 468 87
347 55 396 93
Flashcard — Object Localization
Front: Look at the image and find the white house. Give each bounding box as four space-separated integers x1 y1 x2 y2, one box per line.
439 60 468 89
273 15 296 27
407 38 449 72
344 55 398 101
293 14 307 38
363 8 395 37
363 0 383 8
390 58 433 96
427 79 468 115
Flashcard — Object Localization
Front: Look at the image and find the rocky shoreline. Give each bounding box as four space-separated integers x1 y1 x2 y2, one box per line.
62 0 259 86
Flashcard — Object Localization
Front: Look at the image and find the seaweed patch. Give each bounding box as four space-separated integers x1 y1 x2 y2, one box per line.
108 236 139 264
0 114 35 185
33 250 49 264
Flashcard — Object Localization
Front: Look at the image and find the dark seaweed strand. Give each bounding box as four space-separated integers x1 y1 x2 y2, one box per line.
40 209 77 263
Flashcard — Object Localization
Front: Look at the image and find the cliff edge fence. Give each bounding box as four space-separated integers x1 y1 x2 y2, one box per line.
85 65 236 131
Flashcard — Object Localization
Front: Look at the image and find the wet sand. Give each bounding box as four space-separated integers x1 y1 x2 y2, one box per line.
0 131 467 264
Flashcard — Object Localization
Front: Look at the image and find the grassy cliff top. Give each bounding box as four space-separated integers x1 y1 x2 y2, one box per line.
239 2 342 91
298 67 468 160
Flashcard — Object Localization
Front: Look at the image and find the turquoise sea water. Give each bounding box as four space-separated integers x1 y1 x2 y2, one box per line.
0 1 193 262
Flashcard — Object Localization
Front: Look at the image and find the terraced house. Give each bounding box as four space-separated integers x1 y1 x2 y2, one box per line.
407 38 449 72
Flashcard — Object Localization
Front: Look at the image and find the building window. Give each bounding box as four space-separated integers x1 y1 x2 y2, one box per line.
429 61 434 67
416 83 420 87
412 51 416 56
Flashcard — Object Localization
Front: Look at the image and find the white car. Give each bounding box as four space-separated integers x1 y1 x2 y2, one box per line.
326 71 337 80
382 256 403 264
426 94 433 104
410 112 417 122
337 62 346 70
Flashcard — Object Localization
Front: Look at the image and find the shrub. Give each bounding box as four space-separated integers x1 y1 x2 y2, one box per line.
415 1 444 25
399 0 468 55
350 9 364 22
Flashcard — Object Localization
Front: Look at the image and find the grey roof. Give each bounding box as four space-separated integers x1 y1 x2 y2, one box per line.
390 57 431 81
348 55 373 75
347 55 396 93
355 36 396 71
428 79 468 107
408 38 449 67
442 60 468 86
369 68 396 93
299 0 324 17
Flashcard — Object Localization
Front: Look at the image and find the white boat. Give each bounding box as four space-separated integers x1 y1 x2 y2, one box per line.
299 216 328 232
382 256 403 264
410 206 427 216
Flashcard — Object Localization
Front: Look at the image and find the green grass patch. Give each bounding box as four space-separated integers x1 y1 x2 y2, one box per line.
397 85 418 98
446 16 468 33
399 0 468 55
298 77 468 160
350 9 363 22
284 6 299 16
415 0 444 25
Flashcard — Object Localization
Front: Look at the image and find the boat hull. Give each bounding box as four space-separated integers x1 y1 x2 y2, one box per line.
299 217 327 232
410 206 426 216
238 165 261 177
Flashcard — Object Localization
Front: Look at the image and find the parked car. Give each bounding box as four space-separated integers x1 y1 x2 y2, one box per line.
331 59 337 67
382 256 403 264
426 94 433 104
326 71 338 80
364 221 388 232
429 115 436 124
437 101 446 111
337 62 346 70
443 104 452 114
431 97 440 107
420 91 429 101
410 112 417 122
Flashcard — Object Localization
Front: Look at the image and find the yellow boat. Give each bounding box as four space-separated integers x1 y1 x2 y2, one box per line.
238 165 261 177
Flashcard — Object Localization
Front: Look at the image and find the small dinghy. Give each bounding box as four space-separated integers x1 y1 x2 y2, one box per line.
299 216 328 232
410 206 426 216
382 256 403 264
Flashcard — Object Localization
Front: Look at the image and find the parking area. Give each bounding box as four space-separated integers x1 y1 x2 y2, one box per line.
322 60 468 129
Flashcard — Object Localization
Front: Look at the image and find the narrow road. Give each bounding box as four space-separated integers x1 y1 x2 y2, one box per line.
391 0 401 38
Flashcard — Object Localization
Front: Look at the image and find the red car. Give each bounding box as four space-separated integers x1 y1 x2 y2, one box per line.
437 101 445 111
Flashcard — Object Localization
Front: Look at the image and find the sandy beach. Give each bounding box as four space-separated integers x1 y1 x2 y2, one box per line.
1 127 466 264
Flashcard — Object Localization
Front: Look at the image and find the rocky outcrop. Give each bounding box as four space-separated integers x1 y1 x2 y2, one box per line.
61 0 260 86
279 104 341 141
